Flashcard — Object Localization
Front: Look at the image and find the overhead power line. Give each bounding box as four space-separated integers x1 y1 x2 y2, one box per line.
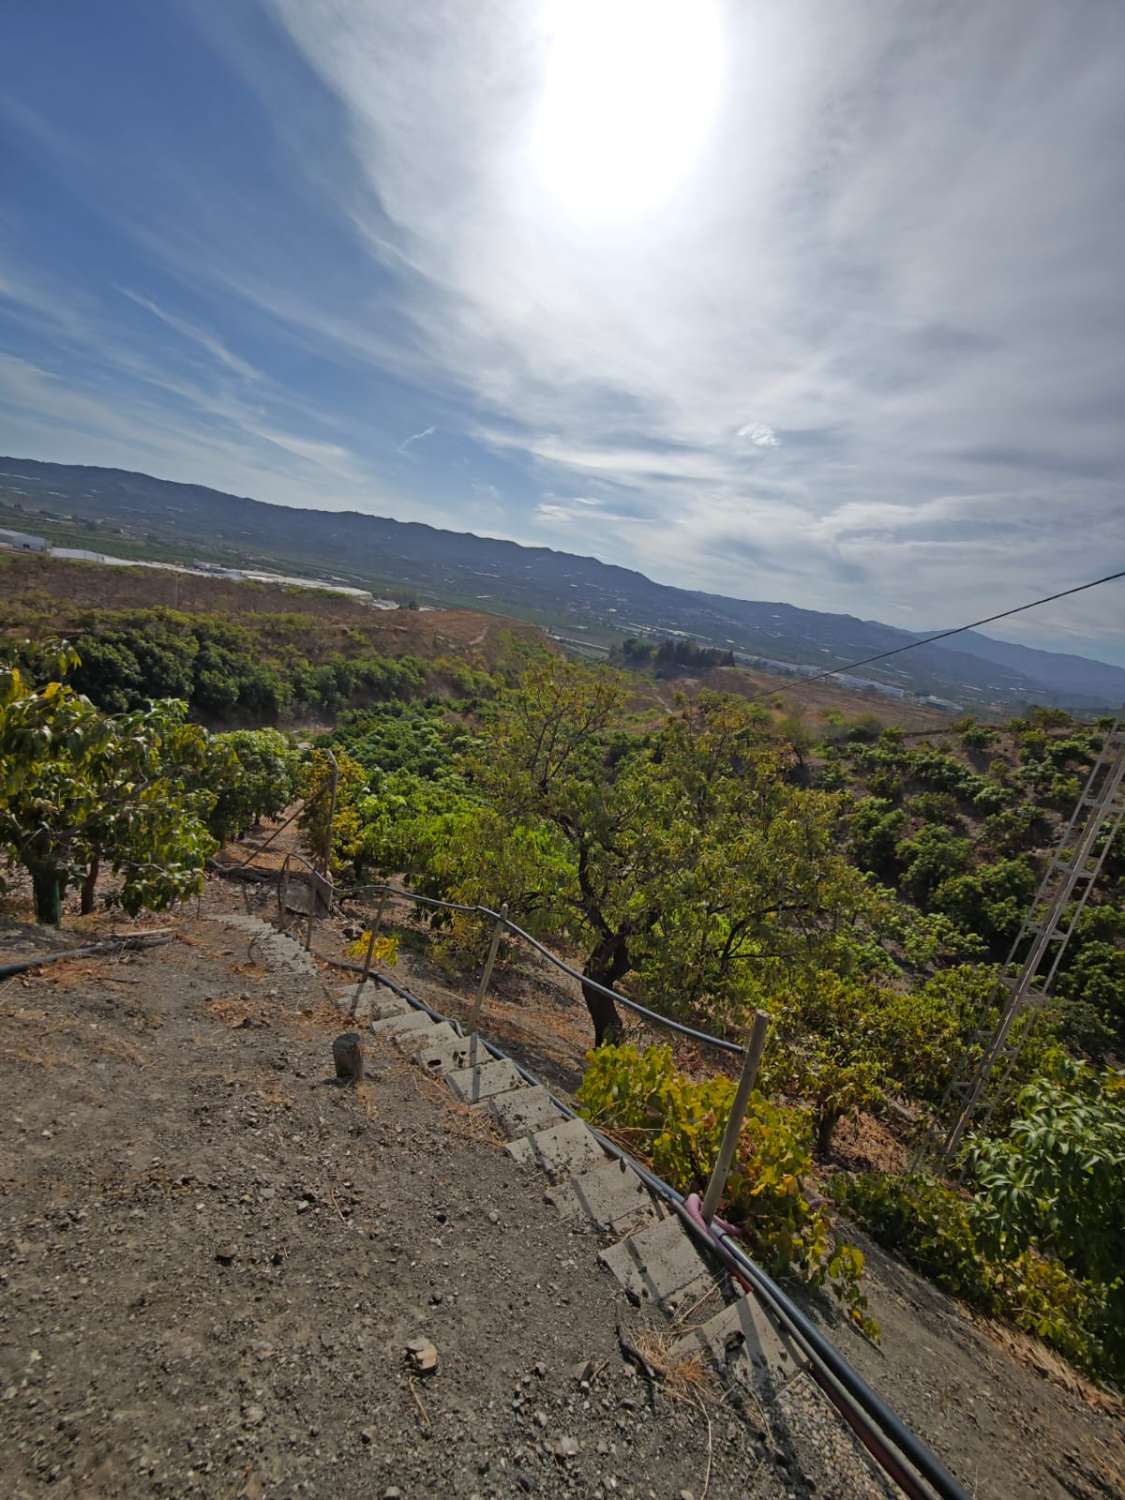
745 565 1125 704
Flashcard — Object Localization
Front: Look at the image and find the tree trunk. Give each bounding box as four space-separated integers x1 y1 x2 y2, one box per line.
80 855 100 916
815 1108 841 1159
30 865 64 926
581 934 632 1048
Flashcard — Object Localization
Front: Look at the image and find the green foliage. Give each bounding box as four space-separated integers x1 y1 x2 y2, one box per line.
961 1066 1125 1285
848 797 906 880
930 856 1038 949
207 729 301 843
0 663 217 921
896 824 972 903
615 636 735 675
462 661 874 1043
832 1168 1120 1385
12 606 435 723
578 1044 873 1329
299 748 369 877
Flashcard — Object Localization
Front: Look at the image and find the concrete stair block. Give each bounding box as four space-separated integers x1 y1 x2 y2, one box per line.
506 1116 607 1182
415 1032 485 1075
445 1056 525 1104
368 1009 437 1039
598 1214 715 1318
668 1292 807 1400
546 1157 660 1234
482 1085 568 1140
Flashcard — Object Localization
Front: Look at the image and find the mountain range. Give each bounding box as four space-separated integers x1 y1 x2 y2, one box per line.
1 456 1122 714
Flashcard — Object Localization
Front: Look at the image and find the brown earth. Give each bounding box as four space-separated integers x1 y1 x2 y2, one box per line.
2 846 1122 1500
0 553 544 669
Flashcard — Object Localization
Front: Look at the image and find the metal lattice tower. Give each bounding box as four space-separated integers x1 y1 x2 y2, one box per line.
937 711 1125 1163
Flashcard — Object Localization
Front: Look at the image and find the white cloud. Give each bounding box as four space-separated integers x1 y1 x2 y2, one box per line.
397 424 437 455
117 288 263 382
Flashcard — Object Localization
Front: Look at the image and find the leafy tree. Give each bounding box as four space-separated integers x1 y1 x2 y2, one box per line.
207 729 301 843
896 824 972 903
931 856 1037 948
464 661 874 1044
299 748 369 877
848 796 906 880
962 1064 1124 1283
0 664 217 922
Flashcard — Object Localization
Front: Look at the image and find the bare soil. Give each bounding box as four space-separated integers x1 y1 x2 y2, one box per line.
0 879 891 1500
2 859 1122 1500
0 553 543 669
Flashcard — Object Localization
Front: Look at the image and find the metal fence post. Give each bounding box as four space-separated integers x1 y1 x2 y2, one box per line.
351 890 388 1015
701 1009 770 1223
468 903 508 1059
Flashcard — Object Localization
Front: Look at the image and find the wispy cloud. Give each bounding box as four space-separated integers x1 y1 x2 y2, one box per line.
117 288 263 382
0 0 1122 660
397 424 436 455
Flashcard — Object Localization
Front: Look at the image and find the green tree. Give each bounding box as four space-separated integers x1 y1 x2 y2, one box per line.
207 728 301 843
466 662 873 1044
0 665 217 922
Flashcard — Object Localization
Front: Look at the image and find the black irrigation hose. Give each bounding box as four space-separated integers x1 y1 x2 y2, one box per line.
339 958 969 1500
346 881 747 1057
0 932 172 983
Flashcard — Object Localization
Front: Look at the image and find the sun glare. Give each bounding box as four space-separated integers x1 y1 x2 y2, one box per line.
532 0 723 221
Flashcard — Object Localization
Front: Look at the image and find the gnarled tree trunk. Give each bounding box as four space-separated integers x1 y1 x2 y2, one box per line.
580 933 632 1048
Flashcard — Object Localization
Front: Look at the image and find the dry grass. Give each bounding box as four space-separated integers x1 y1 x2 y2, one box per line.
630 1325 718 1406
205 994 276 1030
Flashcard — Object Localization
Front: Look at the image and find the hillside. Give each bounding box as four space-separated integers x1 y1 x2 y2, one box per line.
3 456 1123 714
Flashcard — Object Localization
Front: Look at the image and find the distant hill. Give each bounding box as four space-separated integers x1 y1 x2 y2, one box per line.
1 455 1122 713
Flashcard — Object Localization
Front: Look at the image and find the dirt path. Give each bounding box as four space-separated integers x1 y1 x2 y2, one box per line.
1 885 868 1500
2 867 1121 1500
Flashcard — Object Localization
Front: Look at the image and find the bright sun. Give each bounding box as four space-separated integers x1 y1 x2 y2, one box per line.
532 0 723 221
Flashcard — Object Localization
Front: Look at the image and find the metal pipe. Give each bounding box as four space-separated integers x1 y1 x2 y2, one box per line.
336 955 968 1500
346 881 745 1055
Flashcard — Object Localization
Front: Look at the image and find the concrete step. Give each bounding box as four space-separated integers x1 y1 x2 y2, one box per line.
668 1292 807 1401
445 1057 525 1104
598 1213 715 1318
546 1157 661 1234
481 1084 568 1140
415 1031 485 1075
368 1009 438 1039
396 1019 462 1054
506 1116 607 1183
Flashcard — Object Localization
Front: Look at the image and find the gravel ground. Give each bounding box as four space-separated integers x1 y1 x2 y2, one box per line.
1 893 890 1500
2 873 1121 1500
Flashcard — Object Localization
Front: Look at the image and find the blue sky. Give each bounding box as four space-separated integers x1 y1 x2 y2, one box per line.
2 1 1124 663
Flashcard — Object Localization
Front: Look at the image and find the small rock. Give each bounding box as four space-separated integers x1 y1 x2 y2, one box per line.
534 1409 548 1429
405 1337 438 1374
487 1209 500 1225
553 1435 579 1460
533 1361 547 1378
571 1358 596 1383
242 1404 265 1428
516 1476 536 1494
383 1489 402 1500
680 1491 697 1500
214 1244 238 1265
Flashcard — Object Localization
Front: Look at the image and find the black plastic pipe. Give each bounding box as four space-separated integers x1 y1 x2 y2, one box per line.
337 957 969 1500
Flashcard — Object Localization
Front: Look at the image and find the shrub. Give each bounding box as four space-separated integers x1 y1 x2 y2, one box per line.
577 1044 873 1329
831 1171 1117 1383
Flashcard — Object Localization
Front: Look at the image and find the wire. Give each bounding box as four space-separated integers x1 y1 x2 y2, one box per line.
742 565 1125 705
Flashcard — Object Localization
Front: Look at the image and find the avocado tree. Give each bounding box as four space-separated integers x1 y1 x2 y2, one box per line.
462 661 875 1044
0 662 218 923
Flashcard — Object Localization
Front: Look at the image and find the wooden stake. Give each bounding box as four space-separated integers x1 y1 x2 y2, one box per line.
701 1010 770 1223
